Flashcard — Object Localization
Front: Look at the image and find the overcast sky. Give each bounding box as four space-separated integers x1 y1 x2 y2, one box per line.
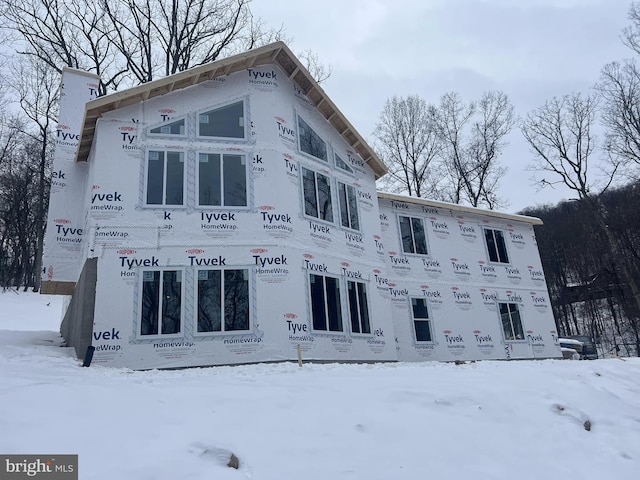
253 0 633 213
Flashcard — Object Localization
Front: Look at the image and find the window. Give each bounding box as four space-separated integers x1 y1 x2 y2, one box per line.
140 270 182 335
198 101 245 138
302 167 333 222
399 215 428 255
197 269 250 333
499 302 524 341
146 150 184 206
309 273 343 332
198 153 247 207
347 280 370 334
338 182 359 230
485 228 509 263
411 298 433 342
298 116 327 161
335 153 353 173
149 118 185 135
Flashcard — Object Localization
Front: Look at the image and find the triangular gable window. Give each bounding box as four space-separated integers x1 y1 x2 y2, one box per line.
198 101 245 139
335 153 353 173
149 119 185 135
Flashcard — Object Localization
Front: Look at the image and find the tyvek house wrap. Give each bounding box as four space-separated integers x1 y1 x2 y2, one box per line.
77 64 397 368
377 196 561 362
41 68 100 293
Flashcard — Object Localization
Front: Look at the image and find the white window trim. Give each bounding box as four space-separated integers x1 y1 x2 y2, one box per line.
193 267 252 337
307 271 346 335
337 181 361 232
497 300 527 343
410 297 435 344
483 227 511 265
196 98 248 142
296 114 328 163
137 267 185 339
397 214 430 257
143 149 187 209
346 279 372 336
300 165 335 226
146 115 188 139
195 151 251 210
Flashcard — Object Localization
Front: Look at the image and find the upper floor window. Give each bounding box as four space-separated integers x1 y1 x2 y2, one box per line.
411 297 433 342
399 215 428 255
198 101 245 139
309 273 343 332
298 116 327 161
335 153 354 173
198 153 247 207
140 269 182 336
337 182 359 231
302 167 333 222
149 118 186 136
484 228 509 263
146 150 184 206
499 302 524 341
197 269 250 333
347 280 370 334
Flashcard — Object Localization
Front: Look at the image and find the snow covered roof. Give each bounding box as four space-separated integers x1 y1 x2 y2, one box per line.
74 41 388 179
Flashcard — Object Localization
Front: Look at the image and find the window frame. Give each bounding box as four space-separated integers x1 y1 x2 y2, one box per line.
308 272 344 334
297 115 328 162
138 268 185 338
194 267 252 336
301 166 334 224
147 116 188 138
196 151 249 209
398 214 429 256
498 301 525 342
410 297 434 343
144 149 186 208
337 181 360 231
347 280 371 335
484 227 510 264
196 99 247 141
334 152 354 174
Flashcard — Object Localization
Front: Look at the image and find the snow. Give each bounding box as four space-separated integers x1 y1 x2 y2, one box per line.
1 291 639 479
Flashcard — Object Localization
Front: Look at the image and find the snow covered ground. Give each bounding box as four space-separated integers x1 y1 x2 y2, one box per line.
1 291 639 479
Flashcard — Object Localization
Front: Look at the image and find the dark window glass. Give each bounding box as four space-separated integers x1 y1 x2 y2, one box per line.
199 101 244 138
198 153 247 207
317 172 333 221
146 152 164 205
298 116 327 160
325 276 342 332
197 270 222 332
485 228 509 263
224 270 249 331
335 153 353 173
303 167 318 217
165 152 184 205
399 215 428 255
302 167 332 222
500 302 524 340
150 119 185 135
338 183 360 230
348 281 370 334
161 270 181 334
141 271 160 335
310 274 327 330
411 298 432 342
223 155 247 206
309 274 343 332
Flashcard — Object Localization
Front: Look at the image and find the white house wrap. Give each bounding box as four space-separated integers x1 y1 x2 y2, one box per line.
42 42 561 369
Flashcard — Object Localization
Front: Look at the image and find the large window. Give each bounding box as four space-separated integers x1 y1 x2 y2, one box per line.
298 116 327 161
399 215 428 255
140 270 182 335
302 167 333 222
198 153 247 207
309 273 343 332
485 228 509 263
146 150 184 206
411 297 433 342
338 182 360 230
197 269 250 333
347 281 370 334
149 118 185 135
499 302 524 341
198 101 245 139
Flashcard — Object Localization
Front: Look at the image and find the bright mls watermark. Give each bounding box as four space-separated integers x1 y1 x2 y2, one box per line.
0 455 77 480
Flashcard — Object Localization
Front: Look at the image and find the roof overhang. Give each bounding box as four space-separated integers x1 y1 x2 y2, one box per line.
75 41 387 179
376 192 544 225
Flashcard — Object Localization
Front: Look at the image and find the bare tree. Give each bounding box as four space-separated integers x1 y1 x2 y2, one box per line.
373 95 443 198
521 92 640 351
432 91 514 209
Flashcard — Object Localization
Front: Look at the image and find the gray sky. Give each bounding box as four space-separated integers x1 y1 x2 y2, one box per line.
253 0 633 213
